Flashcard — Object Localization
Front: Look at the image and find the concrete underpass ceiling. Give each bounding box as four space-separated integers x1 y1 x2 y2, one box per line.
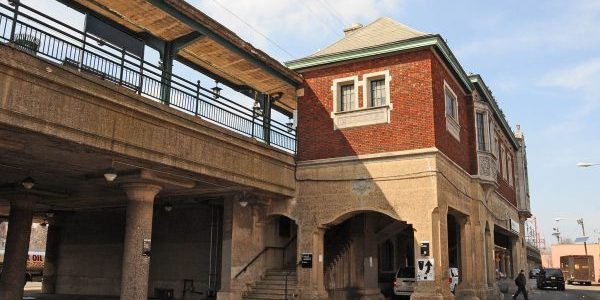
0 126 248 218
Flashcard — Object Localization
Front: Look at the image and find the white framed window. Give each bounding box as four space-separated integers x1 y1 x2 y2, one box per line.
332 76 359 113
501 146 508 180
330 72 393 130
507 155 514 186
444 81 460 140
363 70 391 108
340 83 355 112
476 111 488 151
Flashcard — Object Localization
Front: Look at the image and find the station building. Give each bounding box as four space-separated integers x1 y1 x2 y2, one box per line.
0 2 531 300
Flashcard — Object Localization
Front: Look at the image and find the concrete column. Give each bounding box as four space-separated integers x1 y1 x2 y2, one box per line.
455 218 479 300
0 195 35 300
354 214 384 300
119 182 161 300
217 196 239 300
42 214 62 294
297 224 327 300
411 206 452 300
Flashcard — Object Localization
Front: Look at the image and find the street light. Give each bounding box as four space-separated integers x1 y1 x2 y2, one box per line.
576 162 600 167
577 218 588 256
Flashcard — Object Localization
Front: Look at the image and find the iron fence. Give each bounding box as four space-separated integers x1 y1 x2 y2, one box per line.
0 2 296 152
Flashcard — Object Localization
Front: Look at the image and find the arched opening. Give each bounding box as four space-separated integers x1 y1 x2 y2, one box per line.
264 215 298 270
323 211 413 300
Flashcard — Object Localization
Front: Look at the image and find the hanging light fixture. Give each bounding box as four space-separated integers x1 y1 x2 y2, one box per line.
104 167 118 182
239 191 249 208
211 81 222 99
21 176 35 190
163 203 173 212
253 100 262 116
286 118 294 133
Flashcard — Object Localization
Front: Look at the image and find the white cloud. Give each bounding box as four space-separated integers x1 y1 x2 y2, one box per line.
191 0 402 60
539 58 600 136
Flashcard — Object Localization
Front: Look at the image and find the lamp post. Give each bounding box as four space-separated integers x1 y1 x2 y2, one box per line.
576 162 600 167
577 218 588 256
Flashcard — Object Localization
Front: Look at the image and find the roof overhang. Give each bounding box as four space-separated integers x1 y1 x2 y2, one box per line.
59 0 302 113
285 34 473 93
469 74 519 149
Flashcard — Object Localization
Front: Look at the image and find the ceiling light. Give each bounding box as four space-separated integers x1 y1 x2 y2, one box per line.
21 176 35 189
163 203 173 212
104 167 118 182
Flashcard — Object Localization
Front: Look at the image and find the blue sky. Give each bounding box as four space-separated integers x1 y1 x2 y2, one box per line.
8 0 600 247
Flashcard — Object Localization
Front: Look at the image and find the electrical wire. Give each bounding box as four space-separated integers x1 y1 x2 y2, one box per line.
296 0 341 39
208 0 297 60
316 0 346 27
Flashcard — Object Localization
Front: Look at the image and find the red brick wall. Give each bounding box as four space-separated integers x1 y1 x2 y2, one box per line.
296 50 437 161
496 137 517 206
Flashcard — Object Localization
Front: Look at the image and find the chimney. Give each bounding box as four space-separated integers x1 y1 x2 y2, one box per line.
343 23 363 36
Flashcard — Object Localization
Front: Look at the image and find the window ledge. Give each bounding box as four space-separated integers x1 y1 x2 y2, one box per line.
331 104 393 129
446 116 460 141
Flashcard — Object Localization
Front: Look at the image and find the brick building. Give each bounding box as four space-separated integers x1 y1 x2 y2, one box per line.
0 2 532 300
281 18 532 300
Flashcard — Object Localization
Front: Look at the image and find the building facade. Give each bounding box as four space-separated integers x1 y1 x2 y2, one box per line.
283 18 532 300
0 2 532 300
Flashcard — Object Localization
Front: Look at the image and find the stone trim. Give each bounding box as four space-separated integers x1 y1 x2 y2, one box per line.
297 147 439 166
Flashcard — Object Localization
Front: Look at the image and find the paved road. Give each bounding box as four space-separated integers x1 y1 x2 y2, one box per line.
504 280 600 300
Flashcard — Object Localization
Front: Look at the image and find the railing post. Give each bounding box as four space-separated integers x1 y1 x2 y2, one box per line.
9 0 20 42
195 80 201 116
137 45 145 95
119 49 125 85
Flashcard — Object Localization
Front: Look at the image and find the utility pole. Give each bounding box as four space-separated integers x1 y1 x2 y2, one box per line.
577 218 588 256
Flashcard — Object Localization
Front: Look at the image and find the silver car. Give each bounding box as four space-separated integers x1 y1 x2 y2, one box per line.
393 267 416 296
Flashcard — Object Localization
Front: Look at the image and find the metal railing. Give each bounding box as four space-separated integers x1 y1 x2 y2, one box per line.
0 2 296 152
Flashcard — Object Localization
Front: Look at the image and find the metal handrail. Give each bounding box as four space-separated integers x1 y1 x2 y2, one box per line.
233 246 283 279
0 2 296 152
234 235 297 280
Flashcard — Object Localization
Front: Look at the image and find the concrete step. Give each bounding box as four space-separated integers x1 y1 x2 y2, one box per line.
254 283 297 290
242 270 297 300
244 292 291 300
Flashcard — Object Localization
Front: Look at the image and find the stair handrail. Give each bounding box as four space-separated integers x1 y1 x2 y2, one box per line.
234 246 282 279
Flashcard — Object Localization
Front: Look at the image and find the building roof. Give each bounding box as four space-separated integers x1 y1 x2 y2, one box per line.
60 0 302 113
286 18 472 92
309 17 428 57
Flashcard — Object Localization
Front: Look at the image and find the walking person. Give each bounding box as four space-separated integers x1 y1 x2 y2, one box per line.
513 270 528 300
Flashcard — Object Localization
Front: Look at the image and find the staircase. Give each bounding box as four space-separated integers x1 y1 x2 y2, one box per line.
243 269 297 300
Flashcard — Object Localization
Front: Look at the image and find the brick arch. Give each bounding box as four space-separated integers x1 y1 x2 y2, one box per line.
321 207 404 227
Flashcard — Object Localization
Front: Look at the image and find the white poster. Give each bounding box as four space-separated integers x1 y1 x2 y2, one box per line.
416 258 435 281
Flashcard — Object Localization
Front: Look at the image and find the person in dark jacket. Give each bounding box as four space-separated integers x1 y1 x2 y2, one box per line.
513 270 528 300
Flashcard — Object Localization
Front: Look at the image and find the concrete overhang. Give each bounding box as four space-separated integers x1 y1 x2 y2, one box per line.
59 0 302 113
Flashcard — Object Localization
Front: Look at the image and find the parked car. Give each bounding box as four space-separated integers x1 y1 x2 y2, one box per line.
537 268 565 290
393 267 416 296
449 267 459 294
529 268 540 279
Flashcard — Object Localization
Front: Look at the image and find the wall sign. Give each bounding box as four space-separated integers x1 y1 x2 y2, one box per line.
301 253 313 268
510 219 520 234
416 258 435 281
420 241 430 256
142 239 151 257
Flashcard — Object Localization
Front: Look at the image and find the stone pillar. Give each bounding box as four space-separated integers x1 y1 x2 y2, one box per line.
0 195 35 300
119 182 161 300
353 214 384 300
297 224 327 300
411 206 452 300
455 218 479 300
42 213 62 294
217 196 241 300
